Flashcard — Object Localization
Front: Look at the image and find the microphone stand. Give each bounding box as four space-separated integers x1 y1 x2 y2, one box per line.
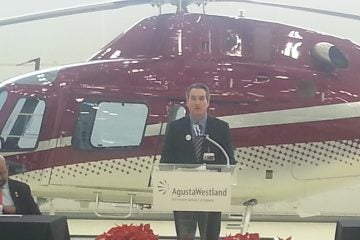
204 134 231 169
193 124 231 169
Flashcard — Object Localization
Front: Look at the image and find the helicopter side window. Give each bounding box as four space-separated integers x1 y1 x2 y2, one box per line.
0 98 45 151
73 101 148 149
0 91 8 111
224 31 243 57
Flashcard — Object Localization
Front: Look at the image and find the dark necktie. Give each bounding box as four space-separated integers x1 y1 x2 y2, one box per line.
193 124 204 162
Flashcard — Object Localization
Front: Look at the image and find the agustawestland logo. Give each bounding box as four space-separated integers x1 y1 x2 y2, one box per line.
156 179 227 197
157 180 170 195
172 187 228 197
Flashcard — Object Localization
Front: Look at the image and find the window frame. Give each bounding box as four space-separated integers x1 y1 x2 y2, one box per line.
72 99 149 150
0 90 8 111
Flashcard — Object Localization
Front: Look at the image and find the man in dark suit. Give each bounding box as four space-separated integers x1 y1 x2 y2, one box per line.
161 83 235 240
0 155 41 215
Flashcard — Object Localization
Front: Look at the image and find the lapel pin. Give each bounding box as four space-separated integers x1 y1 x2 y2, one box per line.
185 134 191 141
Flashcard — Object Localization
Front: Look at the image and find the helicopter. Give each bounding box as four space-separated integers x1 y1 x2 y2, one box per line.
0 0 360 220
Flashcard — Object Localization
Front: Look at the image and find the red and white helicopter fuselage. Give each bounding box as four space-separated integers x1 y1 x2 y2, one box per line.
0 13 360 210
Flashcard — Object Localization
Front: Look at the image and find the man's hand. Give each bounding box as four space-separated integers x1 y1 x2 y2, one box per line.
3 205 16 214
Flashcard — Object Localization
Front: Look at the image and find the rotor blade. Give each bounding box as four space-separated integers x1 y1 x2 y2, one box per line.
0 0 153 27
212 0 360 21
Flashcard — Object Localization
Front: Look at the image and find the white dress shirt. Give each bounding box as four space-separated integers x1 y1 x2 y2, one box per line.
1 181 15 206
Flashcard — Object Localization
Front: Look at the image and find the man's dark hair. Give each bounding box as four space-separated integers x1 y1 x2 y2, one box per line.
185 83 210 102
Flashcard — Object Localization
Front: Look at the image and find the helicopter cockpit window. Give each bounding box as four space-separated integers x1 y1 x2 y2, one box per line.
0 98 45 151
0 91 7 111
11 69 60 86
73 101 148 149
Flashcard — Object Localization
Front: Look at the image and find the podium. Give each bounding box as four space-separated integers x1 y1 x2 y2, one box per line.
152 163 236 212
0 215 70 240
335 220 360 240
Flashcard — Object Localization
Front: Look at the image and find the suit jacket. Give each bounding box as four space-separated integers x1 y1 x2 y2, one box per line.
8 179 41 215
161 116 235 165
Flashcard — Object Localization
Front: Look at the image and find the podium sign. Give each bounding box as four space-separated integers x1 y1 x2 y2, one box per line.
152 170 231 212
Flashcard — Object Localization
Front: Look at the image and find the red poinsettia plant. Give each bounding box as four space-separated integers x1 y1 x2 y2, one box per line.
95 224 158 240
223 233 260 240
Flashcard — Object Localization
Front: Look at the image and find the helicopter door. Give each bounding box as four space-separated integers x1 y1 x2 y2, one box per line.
153 101 186 162
47 94 153 191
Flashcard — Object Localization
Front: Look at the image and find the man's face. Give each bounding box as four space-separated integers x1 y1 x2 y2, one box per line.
186 88 209 120
0 160 8 187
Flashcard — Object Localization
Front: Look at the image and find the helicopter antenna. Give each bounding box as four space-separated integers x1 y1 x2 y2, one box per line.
16 57 41 71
